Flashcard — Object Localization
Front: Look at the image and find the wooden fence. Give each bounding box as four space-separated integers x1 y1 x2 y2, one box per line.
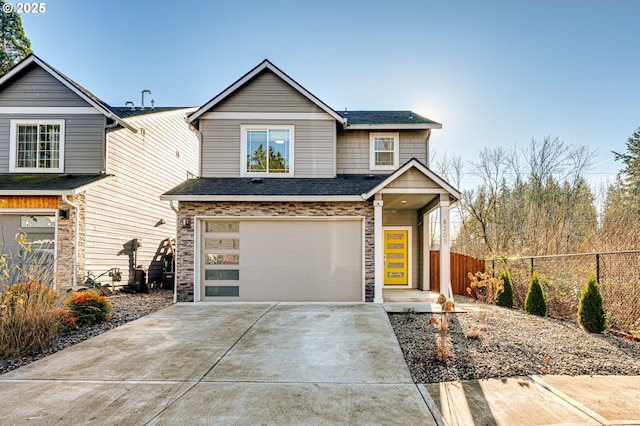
430 251 485 295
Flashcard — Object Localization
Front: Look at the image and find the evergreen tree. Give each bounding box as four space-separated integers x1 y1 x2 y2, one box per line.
578 276 607 333
495 270 514 308
0 1 31 75
613 127 640 196
524 273 547 316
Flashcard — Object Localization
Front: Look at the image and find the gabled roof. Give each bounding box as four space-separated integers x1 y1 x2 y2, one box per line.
362 158 461 201
0 54 137 133
337 110 442 130
0 174 111 195
188 60 346 124
111 106 195 119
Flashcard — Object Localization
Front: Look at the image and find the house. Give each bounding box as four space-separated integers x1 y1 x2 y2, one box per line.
0 54 199 290
162 60 460 302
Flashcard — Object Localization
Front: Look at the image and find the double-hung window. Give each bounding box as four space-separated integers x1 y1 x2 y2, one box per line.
370 132 399 171
9 119 65 173
241 125 294 176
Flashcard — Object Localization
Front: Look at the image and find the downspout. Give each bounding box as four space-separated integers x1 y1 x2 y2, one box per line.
170 200 178 304
62 194 79 287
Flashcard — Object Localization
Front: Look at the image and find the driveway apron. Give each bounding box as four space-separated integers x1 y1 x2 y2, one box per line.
0 303 438 425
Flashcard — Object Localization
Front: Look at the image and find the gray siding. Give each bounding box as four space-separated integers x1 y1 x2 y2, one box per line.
336 129 429 174
0 65 92 107
84 109 199 285
200 118 335 178
0 114 106 173
215 71 327 113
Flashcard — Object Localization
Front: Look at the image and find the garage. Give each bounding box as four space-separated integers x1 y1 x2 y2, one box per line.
199 218 363 301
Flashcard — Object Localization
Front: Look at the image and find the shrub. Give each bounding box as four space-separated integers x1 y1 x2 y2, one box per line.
428 294 456 361
52 307 78 332
64 290 112 325
0 282 60 357
467 270 504 305
524 273 547 316
495 270 514 308
578 277 607 333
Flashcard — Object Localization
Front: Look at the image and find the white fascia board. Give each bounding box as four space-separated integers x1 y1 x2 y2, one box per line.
199 112 335 121
344 123 443 130
123 107 198 123
362 159 461 200
188 60 345 124
159 194 364 202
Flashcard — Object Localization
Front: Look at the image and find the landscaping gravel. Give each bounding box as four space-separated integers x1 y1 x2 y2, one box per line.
0 288 173 375
389 295 640 384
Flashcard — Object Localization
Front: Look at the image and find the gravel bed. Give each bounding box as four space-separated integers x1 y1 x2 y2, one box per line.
389 295 640 384
0 288 173 375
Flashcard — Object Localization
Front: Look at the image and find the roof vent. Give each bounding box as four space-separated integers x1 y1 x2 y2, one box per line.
150 99 155 111
141 89 151 110
409 112 414 120
344 107 348 115
250 178 263 184
365 174 377 180
125 101 135 111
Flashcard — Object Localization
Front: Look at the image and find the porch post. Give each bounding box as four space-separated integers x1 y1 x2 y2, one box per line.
439 196 453 299
373 195 384 303
422 211 429 291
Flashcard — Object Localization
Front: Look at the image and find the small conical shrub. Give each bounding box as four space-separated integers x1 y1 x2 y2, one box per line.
524 273 547 316
578 277 607 333
495 270 514 308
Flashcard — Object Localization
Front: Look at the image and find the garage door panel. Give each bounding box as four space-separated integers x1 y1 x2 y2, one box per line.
201 219 363 302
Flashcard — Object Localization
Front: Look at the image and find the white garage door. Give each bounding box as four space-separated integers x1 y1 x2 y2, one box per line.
200 219 363 301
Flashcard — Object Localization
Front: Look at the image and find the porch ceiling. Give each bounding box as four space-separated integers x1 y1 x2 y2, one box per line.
382 193 437 211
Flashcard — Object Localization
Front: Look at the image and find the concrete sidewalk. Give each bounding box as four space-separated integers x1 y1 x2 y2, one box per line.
0 303 638 425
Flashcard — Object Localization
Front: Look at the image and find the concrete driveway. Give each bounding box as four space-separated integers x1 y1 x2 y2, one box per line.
0 303 439 425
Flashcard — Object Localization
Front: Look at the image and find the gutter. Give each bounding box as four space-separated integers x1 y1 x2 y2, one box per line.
61 194 80 287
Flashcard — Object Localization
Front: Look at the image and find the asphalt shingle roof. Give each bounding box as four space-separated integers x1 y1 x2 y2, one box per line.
335 110 440 126
111 107 194 119
0 174 109 191
163 175 388 197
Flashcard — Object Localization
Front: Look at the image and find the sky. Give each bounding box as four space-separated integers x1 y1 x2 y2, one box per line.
18 0 640 190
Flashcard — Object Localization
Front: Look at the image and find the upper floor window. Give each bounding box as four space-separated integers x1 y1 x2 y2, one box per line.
9 119 65 173
370 132 399 171
241 124 294 176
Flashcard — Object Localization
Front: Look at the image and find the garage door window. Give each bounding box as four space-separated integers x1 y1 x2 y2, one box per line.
202 221 240 297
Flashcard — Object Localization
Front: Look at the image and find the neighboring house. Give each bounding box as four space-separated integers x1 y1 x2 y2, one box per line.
162 60 460 302
0 54 199 289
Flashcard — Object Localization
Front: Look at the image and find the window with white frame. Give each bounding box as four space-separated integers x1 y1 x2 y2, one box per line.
241 125 294 176
370 132 399 170
9 119 65 173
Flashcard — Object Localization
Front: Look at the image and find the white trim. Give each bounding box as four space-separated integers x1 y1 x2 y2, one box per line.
370 132 399 171
9 119 65 173
373 196 384 303
200 112 334 121
188 60 345 124
0 55 136 133
240 124 295 177
0 107 101 114
362 158 461 201
345 123 442 130
161 195 364 202
194 216 366 302
422 211 430 292
378 188 450 194
382 226 412 289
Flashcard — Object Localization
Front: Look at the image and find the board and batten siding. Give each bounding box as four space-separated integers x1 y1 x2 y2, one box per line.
0 114 106 173
200 118 335 178
336 129 430 174
0 65 93 108
215 71 328 114
84 109 199 285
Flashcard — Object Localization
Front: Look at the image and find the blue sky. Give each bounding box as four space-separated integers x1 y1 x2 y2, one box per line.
19 0 640 188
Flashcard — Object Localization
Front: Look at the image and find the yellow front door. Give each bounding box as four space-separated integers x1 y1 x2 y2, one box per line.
384 229 408 285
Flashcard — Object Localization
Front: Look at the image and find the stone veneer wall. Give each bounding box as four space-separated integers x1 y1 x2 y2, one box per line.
176 201 374 302
56 193 86 289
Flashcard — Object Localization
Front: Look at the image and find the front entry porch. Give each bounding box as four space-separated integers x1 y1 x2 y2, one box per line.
362 159 461 303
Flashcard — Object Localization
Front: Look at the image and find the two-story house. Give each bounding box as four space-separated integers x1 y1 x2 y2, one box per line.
162 60 460 303
0 54 199 290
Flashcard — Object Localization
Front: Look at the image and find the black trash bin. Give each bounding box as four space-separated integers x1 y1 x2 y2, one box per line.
132 268 148 293
162 272 174 290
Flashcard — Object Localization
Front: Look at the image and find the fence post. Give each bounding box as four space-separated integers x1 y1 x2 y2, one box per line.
492 259 495 274
595 253 600 284
531 257 534 277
